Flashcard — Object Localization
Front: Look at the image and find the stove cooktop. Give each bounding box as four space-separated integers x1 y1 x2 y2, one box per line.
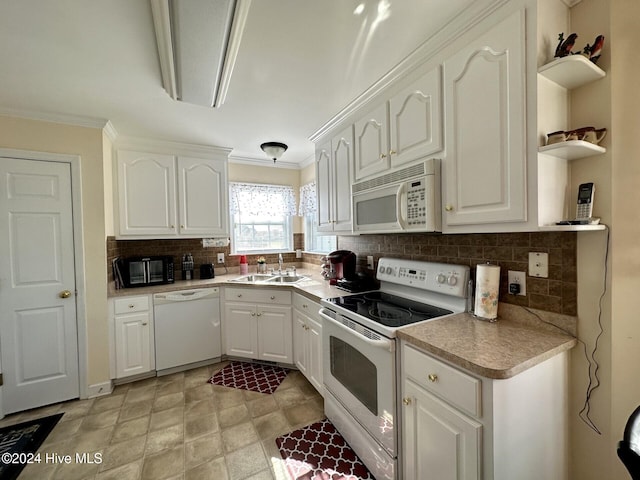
323 291 453 328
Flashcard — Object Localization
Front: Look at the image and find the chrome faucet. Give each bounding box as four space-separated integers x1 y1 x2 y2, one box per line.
278 253 283 274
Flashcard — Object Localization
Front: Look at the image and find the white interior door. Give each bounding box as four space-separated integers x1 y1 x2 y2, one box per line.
0 158 79 414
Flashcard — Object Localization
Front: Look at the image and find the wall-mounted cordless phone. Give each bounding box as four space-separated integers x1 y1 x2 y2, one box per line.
576 182 594 220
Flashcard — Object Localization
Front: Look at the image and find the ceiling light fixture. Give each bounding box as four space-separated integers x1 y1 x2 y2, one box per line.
260 142 288 163
150 0 252 108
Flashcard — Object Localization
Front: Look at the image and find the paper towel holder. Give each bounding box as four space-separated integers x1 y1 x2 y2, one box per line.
472 262 500 323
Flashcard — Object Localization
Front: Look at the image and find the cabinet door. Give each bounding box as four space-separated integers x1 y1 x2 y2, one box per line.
224 303 258 359
389 66 443 167
403 379 481 480
332 126 354 232
257 305 292 363
443 11 526 226
306 315 323 395
293 311 308 375
114 312 151 378
117 150 177 236
354 103 389 180
315 143 333 232
177 156 228 236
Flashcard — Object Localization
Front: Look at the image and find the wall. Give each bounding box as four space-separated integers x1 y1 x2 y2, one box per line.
0 115 110 388
338 231 578 315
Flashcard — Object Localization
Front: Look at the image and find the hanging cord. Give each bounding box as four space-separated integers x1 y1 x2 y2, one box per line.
522 226 609 435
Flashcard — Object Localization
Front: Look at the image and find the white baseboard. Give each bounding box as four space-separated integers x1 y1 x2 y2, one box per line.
86 381 113 398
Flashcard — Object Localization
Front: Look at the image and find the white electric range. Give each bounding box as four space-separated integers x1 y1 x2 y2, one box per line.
319 258 470 480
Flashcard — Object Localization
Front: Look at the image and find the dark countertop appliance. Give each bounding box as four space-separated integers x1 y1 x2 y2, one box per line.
115 255 174 288
327 250 356 285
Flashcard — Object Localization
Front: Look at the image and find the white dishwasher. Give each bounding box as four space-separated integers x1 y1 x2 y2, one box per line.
153 288 221 374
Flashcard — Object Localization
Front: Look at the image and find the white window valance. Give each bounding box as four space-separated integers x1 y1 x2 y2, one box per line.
229 182 297 217
298 181 317 216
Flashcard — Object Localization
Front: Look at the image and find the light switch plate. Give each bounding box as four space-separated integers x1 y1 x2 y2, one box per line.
529 252 549 278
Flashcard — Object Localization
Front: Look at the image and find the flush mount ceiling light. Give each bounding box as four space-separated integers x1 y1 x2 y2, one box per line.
150 0 252 108
260 142 288 163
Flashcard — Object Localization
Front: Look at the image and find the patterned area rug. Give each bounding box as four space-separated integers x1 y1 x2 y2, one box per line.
0 413 63 480
276 418 374 480
208 361 289 394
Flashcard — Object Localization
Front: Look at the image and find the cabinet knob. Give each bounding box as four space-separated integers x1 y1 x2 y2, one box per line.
142 322 148 326
170 225 175 229
445 205 454 212
237 294 242 298
180 224 184 229
428 373 438 383
402 397 412 406
379 153 387 159
251 312 256 316
270 295 275 300
128 304 135 309
257 312 262 317
389 150 396 156
303 304 308 309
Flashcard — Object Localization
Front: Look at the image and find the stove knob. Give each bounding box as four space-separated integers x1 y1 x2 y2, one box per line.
386 266 394 275
436 273 446 284
379 266 385 275
447 275 458 286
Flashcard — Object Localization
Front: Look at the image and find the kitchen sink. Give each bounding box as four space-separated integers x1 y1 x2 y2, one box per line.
264 275 307 283
228 274 276 283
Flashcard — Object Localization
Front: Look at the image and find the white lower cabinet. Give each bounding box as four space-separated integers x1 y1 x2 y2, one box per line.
292 293 323 395
110 295 155 379
401 341 569 480
224 288 293 363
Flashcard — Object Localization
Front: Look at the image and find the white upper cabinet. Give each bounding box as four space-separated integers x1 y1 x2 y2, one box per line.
316 126 353 233
116 147 229 239
117 151 177 236
442 10 527 227
354 103 389 180
177 156 228 236
388 66 443 167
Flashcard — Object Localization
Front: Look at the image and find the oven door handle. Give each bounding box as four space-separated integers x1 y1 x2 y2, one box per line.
319 308 395 353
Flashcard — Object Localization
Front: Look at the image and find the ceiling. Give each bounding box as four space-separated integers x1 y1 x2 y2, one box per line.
0 0 475 167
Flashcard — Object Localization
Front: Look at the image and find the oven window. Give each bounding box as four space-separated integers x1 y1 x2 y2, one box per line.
356 194 397 226
330 336 378 415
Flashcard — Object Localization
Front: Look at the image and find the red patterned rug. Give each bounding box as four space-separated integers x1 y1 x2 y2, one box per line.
276 418 374 480
208 361 289 394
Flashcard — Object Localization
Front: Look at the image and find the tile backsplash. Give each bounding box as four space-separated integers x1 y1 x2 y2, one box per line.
107 231 577 316
337 231 577 316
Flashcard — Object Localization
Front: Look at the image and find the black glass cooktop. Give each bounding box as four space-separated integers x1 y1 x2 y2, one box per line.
324 291 453 328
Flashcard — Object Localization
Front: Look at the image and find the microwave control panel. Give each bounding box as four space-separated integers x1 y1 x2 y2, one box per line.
406 180 426 226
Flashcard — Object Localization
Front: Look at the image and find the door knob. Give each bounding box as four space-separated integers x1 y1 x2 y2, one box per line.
59 290 72 299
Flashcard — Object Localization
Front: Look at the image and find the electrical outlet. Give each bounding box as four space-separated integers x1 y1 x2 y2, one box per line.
529 252 549 278
508 270 526 296
367 256 374 269
217 253 225 264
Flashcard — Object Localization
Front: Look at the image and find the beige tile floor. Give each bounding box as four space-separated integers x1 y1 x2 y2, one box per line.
2 361 325 480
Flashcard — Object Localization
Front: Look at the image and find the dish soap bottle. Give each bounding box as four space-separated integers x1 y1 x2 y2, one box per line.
239 255 248 275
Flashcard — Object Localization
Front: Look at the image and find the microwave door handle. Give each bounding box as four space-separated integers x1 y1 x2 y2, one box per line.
144 260 149 284
396 183 408 229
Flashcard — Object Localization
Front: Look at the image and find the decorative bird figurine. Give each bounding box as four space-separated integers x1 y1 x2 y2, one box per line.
554 32 578 58
588 35 605 64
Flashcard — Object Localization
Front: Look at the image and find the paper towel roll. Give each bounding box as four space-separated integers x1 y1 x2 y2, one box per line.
474 264 500 321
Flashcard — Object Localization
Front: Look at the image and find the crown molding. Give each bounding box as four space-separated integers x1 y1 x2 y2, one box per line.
560 0 583 7
103 121 119 142
228 154 300 170
115 135 233 158
0 106 110 130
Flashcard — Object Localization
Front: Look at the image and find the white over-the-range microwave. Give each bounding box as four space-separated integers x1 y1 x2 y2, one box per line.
352 158 441 233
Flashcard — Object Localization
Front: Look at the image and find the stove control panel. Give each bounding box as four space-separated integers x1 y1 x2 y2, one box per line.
377 258 470 298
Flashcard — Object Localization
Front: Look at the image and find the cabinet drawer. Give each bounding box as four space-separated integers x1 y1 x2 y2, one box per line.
293 293 321 319
403 344 481 417
114 295 150 314
225 287 291 305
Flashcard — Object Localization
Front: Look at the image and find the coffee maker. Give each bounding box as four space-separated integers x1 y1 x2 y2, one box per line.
324 250 356 285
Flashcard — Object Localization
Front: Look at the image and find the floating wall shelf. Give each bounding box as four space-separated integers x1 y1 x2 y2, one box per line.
538 139 606 160
538 55 606 89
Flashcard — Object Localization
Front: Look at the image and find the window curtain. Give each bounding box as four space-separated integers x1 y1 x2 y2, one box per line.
298 181 317 216
229 182 297 217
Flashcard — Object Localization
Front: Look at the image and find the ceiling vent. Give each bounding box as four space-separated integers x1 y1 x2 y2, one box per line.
150 0 252 108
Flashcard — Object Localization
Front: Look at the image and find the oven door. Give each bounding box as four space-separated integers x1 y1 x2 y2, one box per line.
320 307 396 455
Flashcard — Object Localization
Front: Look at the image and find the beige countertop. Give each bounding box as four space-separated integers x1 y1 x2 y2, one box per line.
397 310 577 380
108 266 350 302
109 268 577 380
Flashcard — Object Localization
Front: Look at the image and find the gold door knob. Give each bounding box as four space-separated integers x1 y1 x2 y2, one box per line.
59 290 72 299
428 374 438 383
402 397 412 406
